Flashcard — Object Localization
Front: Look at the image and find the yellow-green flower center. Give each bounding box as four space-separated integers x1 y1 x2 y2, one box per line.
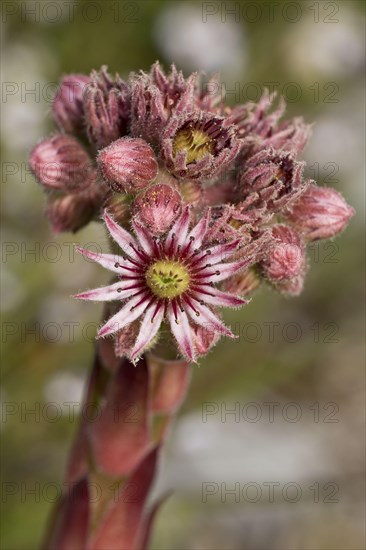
146 260 190 299
173 127 214 164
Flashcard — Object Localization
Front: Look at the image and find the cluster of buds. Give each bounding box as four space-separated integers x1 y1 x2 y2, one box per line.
29 62 354 360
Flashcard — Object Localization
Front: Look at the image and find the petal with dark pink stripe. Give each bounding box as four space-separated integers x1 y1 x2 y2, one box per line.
98 292 150 338
165 206 190 254
186 209 210 252
104 210 140 260
76 247 125 273
74 280 143 302
132 219 154 256
167 304 196 362
130 303 164 362
191 288 247 308
196 239 240 267
198 259 249 283
184 298 235 338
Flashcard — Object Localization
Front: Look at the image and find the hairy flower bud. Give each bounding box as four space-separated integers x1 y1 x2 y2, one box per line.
275 275 305 297
52 74 90 133
130 62 196 142
227 90 285 139
205 203 270 244
228 90 311 159
114 321 140 358
29 135 96 193
84 66 130 149
261 225 305 283
98 138 158 193
46 193 96 233
285 184 355 241
240 148 308 212
133 183 182 235
193 324 220 357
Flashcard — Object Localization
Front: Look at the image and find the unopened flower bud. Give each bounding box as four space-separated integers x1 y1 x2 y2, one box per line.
285 184 355 241
46 194 95 233
276 275 305 297
84 67 130 149
222 268 260 297
130 62 196 143
98 137 158 194
52 74 90 133
114 321 140 358
193 324 220 357
133 183 182 235
261 225 305 283
240 148 307 212
29 135 96 193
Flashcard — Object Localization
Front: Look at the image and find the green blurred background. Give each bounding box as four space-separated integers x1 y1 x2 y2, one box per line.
1 1 365 548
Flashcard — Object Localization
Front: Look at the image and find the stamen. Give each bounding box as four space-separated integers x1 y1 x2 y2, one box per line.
151 301 161 323
184 295 200 317
120 266 142 274
181 236 195 258
171 300 179 323
119 283 144 292
119 274 144 280
190 286 215 297
167 233 176 256
176 296 185 313
191 263 212 274
126 256 144 269
130 244 148 262
190 250 211 267
193 271 219 280
129 290 148 310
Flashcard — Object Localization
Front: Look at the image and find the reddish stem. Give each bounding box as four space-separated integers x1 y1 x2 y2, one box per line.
43 337 191 550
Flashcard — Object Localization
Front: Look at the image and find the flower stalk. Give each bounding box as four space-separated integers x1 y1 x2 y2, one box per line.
29 62 354 549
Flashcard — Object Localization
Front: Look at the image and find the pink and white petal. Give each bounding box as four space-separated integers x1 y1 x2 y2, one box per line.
184 299 235 338
132 220 154 256
190 288 248 308
167 304 196 363
76 247 125 274
130 303 164 362
195 240 240 267
165 206 190 254
104 211 139 260
74 281 144 302
198 259 249 283
97 292 150 339
186 209 210 252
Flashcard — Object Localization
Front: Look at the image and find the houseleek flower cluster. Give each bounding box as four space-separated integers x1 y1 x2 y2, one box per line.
29 63 354 363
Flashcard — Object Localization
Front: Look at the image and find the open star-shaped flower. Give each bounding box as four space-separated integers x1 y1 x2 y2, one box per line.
74 208 249 362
